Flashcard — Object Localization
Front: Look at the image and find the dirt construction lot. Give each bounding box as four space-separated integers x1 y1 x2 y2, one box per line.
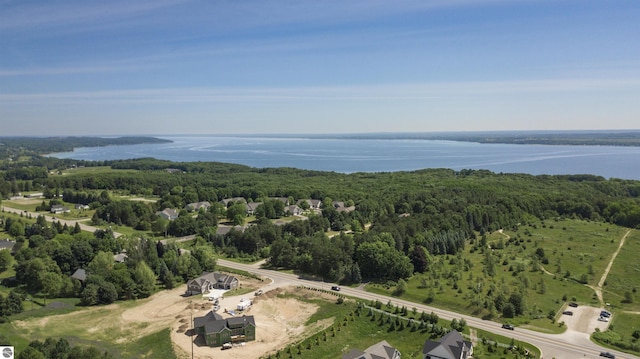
168 287 330 359
14 281 330 359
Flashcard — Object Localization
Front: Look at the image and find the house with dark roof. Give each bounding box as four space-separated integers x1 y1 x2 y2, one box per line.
422 330 473 359
343 340 401 359
215 225 248 236
0 239 16 252
194 311 256 347
186 272 239 296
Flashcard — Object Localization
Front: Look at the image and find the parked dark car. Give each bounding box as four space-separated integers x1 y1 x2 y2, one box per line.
563 311 574 316
600 310 611 318
502 324 515 330
331 286 341 291
599 351 615 358
568 302 578 308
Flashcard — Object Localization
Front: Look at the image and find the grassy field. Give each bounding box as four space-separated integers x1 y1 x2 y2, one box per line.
602 229 640 311
1 295 177 359
366 219 626 333
268 292 538 359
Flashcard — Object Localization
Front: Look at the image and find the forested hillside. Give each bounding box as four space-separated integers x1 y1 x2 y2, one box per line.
1 156 640 328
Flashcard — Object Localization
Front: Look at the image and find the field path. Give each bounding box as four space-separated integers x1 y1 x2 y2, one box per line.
591 229 632 307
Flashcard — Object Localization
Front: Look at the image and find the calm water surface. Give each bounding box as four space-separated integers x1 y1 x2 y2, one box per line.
50 135 640 180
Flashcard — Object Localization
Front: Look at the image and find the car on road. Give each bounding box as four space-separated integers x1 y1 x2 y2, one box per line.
562 311 573 316
331 286 341 291
599 351 615 358
502 324 515 330
221 343 232 350
255 290 263 296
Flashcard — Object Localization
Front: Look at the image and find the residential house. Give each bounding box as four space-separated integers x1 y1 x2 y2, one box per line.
220 197 247 207
70 268 87 282
246 202 262 215
270 197 290 205
113 253 128 263
186 201 211 212
422 330 473 359
286 205 303 216
0 239 16 252
50 205 70 214
194 311 256 347
186 272 239 296
343 340 401 359
299 199 321 210
156 208 179 221
74 204 90 211
215 225 248 236
333 201 356 213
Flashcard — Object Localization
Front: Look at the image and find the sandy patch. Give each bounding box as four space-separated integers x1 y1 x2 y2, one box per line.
170 288 330 359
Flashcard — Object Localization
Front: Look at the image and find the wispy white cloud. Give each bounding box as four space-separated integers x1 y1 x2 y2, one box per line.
2 78 638 105
0 0 188 31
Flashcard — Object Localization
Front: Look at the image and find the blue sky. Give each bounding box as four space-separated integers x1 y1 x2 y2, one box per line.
1 0 639 136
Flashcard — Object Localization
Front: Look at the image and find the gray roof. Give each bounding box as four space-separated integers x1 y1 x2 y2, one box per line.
342 340 399 359
194 311 224 329
194 313 255 335
216 225 247 236
71 268 87 281
422 330 472 359
0 239 16 251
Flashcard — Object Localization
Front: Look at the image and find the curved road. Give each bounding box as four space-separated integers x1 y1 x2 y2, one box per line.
218 259 638 359
1 205 123 238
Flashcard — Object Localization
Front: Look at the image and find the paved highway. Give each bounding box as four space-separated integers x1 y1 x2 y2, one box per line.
218 259 638 359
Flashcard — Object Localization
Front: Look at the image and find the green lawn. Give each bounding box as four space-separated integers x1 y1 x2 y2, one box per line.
270 292 538 359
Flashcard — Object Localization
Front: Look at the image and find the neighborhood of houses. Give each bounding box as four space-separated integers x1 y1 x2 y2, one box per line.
5 194 471 358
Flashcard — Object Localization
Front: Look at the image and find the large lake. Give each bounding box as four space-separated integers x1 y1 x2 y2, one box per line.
50 135 640 180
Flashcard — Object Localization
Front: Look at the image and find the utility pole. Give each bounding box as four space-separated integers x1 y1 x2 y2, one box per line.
190 300 194 359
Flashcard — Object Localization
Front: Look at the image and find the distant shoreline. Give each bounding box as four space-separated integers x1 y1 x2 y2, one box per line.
151 130 640 147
